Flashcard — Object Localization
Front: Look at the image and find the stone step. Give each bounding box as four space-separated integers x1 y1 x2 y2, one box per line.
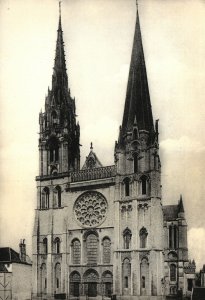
117 296 166 300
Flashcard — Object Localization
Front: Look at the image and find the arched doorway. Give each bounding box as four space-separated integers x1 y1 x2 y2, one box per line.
83 269 99 297
70 271 81 297
102 271 113 297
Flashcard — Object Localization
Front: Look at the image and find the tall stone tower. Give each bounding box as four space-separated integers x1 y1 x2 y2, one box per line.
113 8 164 297
32 5 80 299
32 3 195 300
38 7 80 177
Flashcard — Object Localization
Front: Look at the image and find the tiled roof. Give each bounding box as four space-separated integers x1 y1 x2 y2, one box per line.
192 287 205 300
162 205 179 221
0 247 21 263
0 247 31 265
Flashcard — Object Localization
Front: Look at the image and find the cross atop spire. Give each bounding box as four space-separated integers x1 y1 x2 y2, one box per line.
136 0 138 9
59 1 61 17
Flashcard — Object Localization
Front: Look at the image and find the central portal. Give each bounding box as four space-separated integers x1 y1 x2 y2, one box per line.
88 282 97 297
84 269 99 297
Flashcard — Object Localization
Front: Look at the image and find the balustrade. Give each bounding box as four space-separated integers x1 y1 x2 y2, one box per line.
71 165 116 182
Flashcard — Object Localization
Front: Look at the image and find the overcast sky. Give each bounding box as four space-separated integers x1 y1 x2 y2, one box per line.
0 0 205 271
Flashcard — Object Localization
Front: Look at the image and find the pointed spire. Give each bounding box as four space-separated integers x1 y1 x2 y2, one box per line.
178 194 185 213
121 4 154 135
52 1 68 90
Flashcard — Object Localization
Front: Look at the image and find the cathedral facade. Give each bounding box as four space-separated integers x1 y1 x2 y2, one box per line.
32 3 195 300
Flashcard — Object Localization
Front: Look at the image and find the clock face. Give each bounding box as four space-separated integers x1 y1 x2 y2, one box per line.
74 191 108 228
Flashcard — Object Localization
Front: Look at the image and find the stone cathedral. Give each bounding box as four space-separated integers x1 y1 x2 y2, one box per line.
32 3 195 300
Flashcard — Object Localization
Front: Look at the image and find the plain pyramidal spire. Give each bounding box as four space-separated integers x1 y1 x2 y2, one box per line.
121 2 154 135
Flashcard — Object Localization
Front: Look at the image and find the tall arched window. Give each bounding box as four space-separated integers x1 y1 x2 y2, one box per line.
54 237 61 254
85 232 99 264
51 110 57 125
71 239 81 264
123 228 132 249
41 187 49 209
139 227 148 248
55 263 61 292
54 186 61 208
42 238 48 255
140 175 148 195
169 225 178 249
123 178 130 197
102 237 111 264
40 263 47 294
48 137 59 163
133 128 138 140
133 153 138 173
170 264 177 281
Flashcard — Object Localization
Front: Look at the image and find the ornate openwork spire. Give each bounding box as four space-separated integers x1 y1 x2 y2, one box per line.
39 2 80 174
121 5 154 135
52 1 68 91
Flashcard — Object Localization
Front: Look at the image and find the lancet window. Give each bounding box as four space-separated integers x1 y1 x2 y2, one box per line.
139 227 148 248
170 264 177 282
54 237 61 254
42 238 48 255
85 232 99 264
123 228 132 249
123 177 130 197
41 187 49 209
102 237 111 264
133 153 138 173
71 239 81 264
48 137 59 163
54 185 61 208
140 175 148 195
169 224 178 249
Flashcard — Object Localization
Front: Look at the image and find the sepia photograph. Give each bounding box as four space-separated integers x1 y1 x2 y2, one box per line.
0 0 205 299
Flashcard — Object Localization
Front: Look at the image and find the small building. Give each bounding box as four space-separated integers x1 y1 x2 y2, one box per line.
0 240 32 300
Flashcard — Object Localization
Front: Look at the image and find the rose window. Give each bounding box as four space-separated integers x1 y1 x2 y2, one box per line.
74 191 108 227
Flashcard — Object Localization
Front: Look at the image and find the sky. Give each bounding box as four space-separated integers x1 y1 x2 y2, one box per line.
0 0 205 271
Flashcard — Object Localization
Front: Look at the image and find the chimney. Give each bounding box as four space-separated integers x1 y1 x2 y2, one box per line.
19 239 26 262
